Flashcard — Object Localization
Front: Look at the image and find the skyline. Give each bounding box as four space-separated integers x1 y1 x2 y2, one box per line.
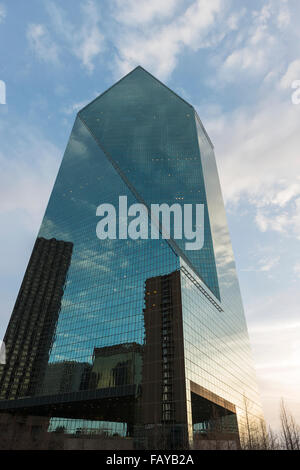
0 0 300 432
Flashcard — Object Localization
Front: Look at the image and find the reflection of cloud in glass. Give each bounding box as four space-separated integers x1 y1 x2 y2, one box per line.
195 116 243 313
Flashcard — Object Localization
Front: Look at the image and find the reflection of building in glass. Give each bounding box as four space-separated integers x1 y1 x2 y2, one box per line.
0 67 264 449
139 271 187 448
142 272 186 423
140 271 240 449
89 343 143 391
42 361 91 395
0 237 73 400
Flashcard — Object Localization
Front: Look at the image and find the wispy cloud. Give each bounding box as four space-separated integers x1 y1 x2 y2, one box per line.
27 0 105 72
258 256 280 272
62 99 93 115
69 0 105 72
255 196 300 239
0 3 6 23
280 59 300 89
215 0 299 88
294 262 300 278
62 91 100 115
203 93 300 238
222 4 276 77
0 116 61 230
27 23 59 64
111 0 179 25
0 114 62 338
110 0 225 80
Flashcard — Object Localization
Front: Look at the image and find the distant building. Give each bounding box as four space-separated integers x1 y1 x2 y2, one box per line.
0 237 73 400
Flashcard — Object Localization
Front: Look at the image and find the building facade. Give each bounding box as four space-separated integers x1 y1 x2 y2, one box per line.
0 67 264 449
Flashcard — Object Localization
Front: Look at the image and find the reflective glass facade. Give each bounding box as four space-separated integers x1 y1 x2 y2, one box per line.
0 67 263 449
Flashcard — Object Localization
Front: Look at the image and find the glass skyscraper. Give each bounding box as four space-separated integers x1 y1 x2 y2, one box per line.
0 67 264 449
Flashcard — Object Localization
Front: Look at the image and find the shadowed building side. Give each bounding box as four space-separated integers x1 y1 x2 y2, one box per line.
0 237 73 400
140 270 187 448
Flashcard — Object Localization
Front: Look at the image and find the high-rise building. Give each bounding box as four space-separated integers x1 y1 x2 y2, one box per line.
0 67 264 449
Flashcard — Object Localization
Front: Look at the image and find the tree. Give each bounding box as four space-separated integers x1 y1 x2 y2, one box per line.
280 399 300 450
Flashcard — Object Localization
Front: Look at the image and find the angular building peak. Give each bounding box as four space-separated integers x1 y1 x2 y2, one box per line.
78 66 220 299
79 65 194 116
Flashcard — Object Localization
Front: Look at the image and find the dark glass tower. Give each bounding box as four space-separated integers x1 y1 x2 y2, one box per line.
0 67 264 449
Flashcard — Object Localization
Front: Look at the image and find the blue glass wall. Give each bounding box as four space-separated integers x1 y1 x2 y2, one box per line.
38 115 179 390
79 67 220 300
181 116 264 445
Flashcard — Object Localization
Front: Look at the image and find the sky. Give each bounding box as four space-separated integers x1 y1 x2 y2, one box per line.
0 0 300 432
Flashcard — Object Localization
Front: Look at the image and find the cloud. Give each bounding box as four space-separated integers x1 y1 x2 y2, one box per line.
27 0 105 72
219 0 293 82
27 23 60 64
276 1 291 29
280 59 300 89
62 91 100 115
0 3 6 23
203 92 300 239
62 99 93 115
271 183 300 207
258 256 280 272
255 197 300 240
294 262 300 278
72 0 104 72
0 115 62 338
248 312 300 431
241 254 281 274
0 116 61 230
199 1 300 246
109 0 296 84
111 0 225 80
111 0 179 25
63 102 88 116
46 0 105 73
